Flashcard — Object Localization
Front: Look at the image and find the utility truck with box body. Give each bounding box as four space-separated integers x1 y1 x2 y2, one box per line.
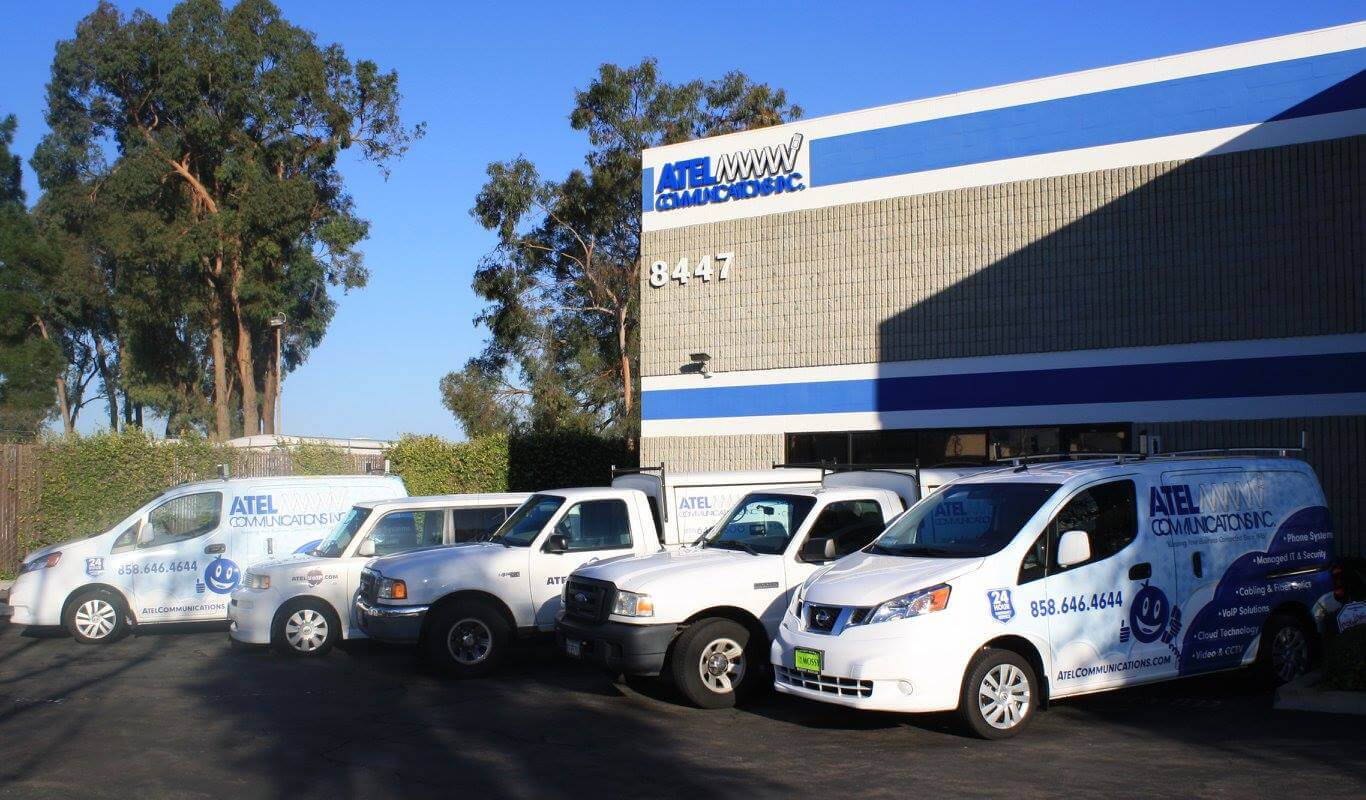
556 468 984 708
772 452 1337 738
8 474 406 644
355 486 663 676
229 492 528 655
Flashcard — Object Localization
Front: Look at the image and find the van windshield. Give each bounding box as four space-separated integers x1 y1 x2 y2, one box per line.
699 493 817 555
487 495 564 547
313 507 372 558
869 483 1059 558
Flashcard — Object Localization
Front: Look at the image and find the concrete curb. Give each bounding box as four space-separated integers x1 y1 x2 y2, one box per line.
1275 671 1366 716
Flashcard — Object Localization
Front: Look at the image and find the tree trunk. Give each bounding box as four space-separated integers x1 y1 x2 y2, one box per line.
93 337 119 431
208 284 232 441
228 257 260 436
262 346 278 435
34 317 74 435
616 305 633 418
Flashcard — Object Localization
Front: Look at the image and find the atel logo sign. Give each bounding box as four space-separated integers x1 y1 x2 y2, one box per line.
652 133 805 212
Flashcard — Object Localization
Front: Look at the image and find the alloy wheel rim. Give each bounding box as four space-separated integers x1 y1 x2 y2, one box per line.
285 609 329 652
978 663 1031 730
75 599 117 640
698 637 746 694
447 618 493 665
1272 626 1308 683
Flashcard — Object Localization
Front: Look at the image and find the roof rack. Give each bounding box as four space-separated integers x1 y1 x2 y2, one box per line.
610 463 668 522
772 460 925 486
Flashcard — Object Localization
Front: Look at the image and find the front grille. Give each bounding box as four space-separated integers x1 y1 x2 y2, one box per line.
805 604 841 633
564 577 615 623
358 569 378 603
776 666 873 698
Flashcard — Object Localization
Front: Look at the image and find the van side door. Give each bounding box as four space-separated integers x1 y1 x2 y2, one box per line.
130 491 231 621
528 498 637 628
1038 478 1180 696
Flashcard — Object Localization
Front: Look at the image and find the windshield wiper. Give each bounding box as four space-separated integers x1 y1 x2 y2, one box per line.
711 540 760 556
871 544 958 557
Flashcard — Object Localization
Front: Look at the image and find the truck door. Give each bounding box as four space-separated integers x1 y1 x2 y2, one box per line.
129 490 231 621
1040 478 1179 695
529 498 636 628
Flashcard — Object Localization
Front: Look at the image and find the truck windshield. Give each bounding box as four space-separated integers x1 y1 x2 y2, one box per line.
699 493 817 555
869 483 1059 558
487 495 565 547
313 507 373 558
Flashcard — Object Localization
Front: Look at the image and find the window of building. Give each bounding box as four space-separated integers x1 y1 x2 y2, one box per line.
784 424 1132 467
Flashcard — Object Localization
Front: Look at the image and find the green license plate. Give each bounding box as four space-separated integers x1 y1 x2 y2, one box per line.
793 647 823 673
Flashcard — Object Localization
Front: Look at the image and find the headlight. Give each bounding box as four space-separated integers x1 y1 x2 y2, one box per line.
611 590 653 617
244 572 271 590
378 577 408 601
19 552 62 574
865 584 951 625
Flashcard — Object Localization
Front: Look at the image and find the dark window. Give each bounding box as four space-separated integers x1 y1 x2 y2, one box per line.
872 483 1060 558
991 427 1060 461
371 510 444 556
851 429 917 464
1048 480 1138 572
1019 531 1048 584
554 500 633 552
786 432 847 464
451 506 510 543
786 425 1133 468
919 430 989 466
141 492 222 547
645 496 664 543
806 499 887 557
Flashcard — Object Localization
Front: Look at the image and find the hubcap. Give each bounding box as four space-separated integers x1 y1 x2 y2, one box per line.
978 663 1031 730
447 618 493 665
698 637 746 694
1271 625 1309 683
74 599 117 640
285 609 329 652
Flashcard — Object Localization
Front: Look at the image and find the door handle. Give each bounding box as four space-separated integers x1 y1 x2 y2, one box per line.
204 543 226 555
1128 562 1152 581
1191 551 1204 579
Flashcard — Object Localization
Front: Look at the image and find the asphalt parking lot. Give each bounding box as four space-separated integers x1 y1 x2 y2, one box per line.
1 620 1363 799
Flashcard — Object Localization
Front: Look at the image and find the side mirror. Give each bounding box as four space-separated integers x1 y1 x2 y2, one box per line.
135 522 153 546
356 538 375 558
800 537 837 563
544 533 569 554
1057 530 1092 568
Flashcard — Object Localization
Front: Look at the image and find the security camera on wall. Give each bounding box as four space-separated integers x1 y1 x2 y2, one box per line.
680 352 712 378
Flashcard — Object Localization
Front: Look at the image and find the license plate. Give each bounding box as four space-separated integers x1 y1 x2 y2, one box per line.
565 639 582 658
793 647 823 673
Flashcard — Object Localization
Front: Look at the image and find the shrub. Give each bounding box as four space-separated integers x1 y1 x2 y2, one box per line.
384 434 509 496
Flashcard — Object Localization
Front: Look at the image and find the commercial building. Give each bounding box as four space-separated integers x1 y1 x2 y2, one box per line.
637 23 1366 555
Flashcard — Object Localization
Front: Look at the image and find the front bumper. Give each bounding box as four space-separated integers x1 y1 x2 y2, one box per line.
555 614 679 676
355 598 429 643
227 592 275 645
770 617 970 714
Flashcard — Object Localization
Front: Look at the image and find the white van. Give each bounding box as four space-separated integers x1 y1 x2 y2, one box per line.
610 467 824 546
7 474 406 644
228 492 528 655
557 467 987 707
771 455 1336 738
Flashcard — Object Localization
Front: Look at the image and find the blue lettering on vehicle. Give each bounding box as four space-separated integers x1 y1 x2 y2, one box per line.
987 588 1015 623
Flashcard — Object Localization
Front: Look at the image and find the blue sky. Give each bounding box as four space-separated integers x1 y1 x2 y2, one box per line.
2 1 1362 441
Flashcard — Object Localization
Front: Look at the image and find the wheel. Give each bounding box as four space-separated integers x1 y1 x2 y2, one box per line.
65 588 130 645
272 598 341 657
958 648 1038 740
1258 613 1314 686
424 598 511 678
669 618 761 709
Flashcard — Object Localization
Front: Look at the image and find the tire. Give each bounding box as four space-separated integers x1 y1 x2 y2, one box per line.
65 588 130 645
958 648 1038 740
424 597 511 678
271 598 341 657
1257 613 1315 686
669 618 761 709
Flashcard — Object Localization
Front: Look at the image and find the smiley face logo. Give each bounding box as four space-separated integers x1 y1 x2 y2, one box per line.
203 558 241 595
1129 583 1170 644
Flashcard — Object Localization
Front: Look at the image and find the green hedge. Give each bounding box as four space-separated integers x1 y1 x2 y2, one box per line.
8 430 635 577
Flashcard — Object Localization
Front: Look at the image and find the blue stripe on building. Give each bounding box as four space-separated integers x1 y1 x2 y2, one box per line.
808 48 1366 187
641 351 1366 421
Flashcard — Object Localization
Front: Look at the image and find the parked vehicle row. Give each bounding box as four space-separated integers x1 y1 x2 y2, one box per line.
4 453 1344 738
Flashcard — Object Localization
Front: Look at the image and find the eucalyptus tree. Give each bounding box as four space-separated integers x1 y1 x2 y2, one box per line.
35 0 421 438
444 59 799 439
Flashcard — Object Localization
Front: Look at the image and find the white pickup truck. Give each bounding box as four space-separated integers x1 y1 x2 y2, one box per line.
555 469 985 708
354 486 661 676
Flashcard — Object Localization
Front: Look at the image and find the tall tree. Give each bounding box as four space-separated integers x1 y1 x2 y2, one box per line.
443 59 800 439
0 114 65 438
35 0 421 439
